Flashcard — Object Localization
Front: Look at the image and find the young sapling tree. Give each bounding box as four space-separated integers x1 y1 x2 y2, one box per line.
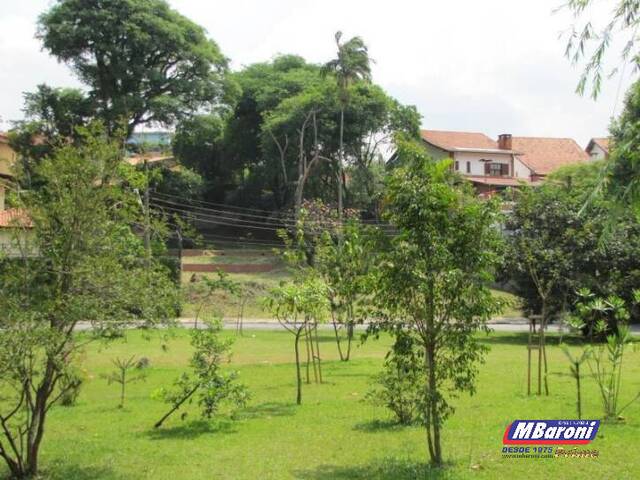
372 137 504 466
263 277 329 405
154 319 248 428
102 356 147 408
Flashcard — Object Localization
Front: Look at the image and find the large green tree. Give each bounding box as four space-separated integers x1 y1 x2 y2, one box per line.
9 85 95 183
504 162 640 326
608 79 640 214
38 0 233 136
0 126 178 478
224 55 419 211
373 138 504 466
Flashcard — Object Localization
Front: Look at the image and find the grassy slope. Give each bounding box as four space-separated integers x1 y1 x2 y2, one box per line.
181 250 523 319
7 329 639 480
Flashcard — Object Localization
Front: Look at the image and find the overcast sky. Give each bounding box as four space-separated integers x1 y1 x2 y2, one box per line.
0 0 634 147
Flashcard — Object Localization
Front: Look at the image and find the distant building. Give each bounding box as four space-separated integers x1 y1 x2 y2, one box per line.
0 132 17 211
585 137 610 161
0 133 33 255
417 130 589 196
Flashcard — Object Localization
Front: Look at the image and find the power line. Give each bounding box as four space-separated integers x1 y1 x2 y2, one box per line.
152 190 393 226
151 195 397 231
151 196 293 226
152 191 275 214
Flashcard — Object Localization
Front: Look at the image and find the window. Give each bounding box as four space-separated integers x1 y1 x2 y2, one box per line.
486 162 509 176
454 161 459 171
489 163 502 176
466 161 471 173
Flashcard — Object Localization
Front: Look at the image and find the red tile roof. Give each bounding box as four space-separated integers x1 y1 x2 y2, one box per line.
510 137 589 175
0 208 33 229
421 130 497 151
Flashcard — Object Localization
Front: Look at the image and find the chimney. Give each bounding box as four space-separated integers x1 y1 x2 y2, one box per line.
498 133 512 150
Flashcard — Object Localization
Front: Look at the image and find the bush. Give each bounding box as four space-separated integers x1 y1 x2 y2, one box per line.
366 333 424 425
57 368 85 407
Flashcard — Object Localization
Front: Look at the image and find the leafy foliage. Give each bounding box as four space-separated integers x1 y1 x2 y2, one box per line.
0 126 179 478
315 220 379 360
263 277 329 404
562 0 640 98
38 0 233 135
608 79 640 214
371 137 504 465
366 333 424 425
224 55 419 211
504 165 640 325
154 320 249 428
570 291 640 421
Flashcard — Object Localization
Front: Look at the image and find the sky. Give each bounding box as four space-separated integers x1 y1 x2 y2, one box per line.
0 0 635 147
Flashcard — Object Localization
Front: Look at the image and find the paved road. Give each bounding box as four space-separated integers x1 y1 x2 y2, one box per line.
185 318 640 334
74 317 640 334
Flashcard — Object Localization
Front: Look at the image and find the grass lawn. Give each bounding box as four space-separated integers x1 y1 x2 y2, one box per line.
5 328 639 479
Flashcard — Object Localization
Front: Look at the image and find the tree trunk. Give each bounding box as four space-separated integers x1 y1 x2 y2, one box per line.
576 364 582 419
332 313 346 362
425 342 442 466
345 318 354 361
23 357 59 477
337 107 344 222
154 383 200 428
295 326 303 405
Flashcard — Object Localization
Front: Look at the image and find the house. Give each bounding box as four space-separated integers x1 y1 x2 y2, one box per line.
0 133 17 211
586 137 610 160
0 133 33 256
419 130 590 196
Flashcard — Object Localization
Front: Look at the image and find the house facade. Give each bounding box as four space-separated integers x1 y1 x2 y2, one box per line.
420 130 590 196
585 137 609 160
0 133 33 256
0 133 17 211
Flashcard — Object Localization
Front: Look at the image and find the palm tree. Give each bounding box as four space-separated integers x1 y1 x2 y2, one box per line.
322 31 372 220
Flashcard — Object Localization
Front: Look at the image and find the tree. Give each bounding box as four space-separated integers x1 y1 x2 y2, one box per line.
224 55 418 212
102 356 147 409
263 277 329 405
315 220 378 361
504 165 640 326
322 32 372 220
365 331 425 425
570 290 640 421
608 79 640 214
0 126 178 478
9 85 95 185
372 137 504 466
172 114 231 201
562 0 640 98
38 0 233 137
154 319 249 428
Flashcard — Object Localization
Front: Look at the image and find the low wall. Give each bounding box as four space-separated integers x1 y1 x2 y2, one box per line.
182 263 275 273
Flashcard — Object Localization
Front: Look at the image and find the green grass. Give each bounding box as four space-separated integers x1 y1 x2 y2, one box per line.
4 329 639 479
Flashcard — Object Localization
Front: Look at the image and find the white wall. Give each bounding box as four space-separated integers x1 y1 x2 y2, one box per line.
513 158 533 179
452 151 513 176
588 144 607 161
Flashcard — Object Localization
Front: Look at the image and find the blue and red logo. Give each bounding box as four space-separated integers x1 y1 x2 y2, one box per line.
503 420 600 445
